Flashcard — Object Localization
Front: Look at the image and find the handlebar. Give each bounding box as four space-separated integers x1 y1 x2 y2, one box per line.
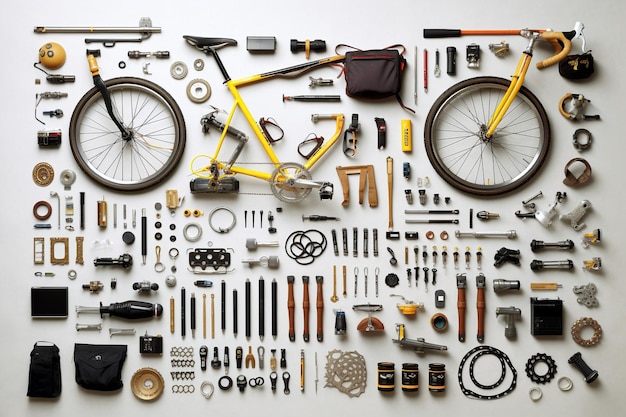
423 23 584 69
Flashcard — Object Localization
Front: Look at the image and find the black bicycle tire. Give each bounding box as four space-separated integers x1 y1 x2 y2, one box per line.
69 77 186 192
424 76 550 196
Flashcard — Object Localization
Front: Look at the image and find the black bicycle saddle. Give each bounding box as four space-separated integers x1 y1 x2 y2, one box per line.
183 36 237 51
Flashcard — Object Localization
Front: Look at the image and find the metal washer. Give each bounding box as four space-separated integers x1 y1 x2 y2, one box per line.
170 61 188 80
186 79 211 103
130 367 165 401
32 162 54 186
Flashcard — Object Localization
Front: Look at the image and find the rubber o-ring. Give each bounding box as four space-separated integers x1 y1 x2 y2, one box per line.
529 387 543 401
218 375 233 390
33 200 52 220
558 376 573 391
119 61 126 69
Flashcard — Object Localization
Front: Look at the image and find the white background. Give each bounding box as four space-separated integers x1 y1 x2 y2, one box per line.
1 0 625 415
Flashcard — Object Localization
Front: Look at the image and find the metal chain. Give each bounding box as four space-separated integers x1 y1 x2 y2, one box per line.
458 345 517 400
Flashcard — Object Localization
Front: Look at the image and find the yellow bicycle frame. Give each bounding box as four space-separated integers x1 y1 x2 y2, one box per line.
485 52 532 138
204 55 346 182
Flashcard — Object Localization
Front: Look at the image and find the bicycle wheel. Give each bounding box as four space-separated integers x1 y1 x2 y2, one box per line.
424 76 550 196
69 77 186 191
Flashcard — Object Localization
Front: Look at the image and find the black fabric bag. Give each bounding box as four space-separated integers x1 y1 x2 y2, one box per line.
27 342 62 398
341 45 414 112
559 51 594 79
74 343 127 391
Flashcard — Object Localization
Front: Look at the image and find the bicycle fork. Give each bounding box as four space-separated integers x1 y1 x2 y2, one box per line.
485 33 538 138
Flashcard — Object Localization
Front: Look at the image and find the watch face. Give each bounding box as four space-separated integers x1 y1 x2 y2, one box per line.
31 287 68 318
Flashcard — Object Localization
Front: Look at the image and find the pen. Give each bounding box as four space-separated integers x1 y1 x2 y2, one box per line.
271 278 278 339
423 48 428 93
221 280 226 333
245 279 251 339
181 287 186 338
259 276 265 341
141 208 147 264
190 292 196 338
233 289 238 336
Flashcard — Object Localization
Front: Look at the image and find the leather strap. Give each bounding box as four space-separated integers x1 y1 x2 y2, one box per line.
287 276 295 342
302 276 310 342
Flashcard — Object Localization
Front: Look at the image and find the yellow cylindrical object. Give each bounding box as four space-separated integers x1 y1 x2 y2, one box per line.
97 199 107 227
401 119 412 152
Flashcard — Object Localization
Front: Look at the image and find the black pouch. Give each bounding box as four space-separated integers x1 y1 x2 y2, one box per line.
559 51 594 79
27 342 62 398
341 45 414 113
74 343 127 391
344 48 404 99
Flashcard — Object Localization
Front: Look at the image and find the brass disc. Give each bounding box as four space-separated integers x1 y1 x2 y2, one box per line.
131 368 165 401
32 162 54 186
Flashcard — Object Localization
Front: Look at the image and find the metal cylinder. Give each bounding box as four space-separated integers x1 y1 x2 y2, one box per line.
446 47 456 75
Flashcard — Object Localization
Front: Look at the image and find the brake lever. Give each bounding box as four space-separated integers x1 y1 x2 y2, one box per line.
573 22 586 52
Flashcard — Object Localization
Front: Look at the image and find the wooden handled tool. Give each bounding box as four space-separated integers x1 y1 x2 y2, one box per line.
316 275 324 342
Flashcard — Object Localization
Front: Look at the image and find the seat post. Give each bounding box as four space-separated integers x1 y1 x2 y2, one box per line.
209 47 231 82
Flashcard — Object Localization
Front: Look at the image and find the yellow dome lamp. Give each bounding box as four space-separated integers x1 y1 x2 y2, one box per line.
38 42 67 70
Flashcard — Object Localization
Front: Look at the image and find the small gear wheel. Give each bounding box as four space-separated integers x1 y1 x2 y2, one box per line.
525 353 557 384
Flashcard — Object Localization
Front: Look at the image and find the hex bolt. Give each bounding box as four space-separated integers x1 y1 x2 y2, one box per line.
530 259 574 271
530 239 575 252
568 352 599 383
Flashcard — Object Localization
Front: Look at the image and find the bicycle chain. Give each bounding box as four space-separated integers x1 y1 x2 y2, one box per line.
458 345 517 400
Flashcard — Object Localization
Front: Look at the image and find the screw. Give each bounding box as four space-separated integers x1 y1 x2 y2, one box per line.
432 268 437 285
43 109 64 117
423 267 429 291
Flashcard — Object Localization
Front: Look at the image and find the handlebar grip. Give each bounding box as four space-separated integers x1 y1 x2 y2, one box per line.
423 29 462 38
536 31 572 69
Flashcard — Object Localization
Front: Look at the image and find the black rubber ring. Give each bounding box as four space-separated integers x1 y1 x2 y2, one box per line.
218 375 233 390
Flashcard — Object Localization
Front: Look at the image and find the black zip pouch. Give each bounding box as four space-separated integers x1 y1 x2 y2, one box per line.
340 44 413 112
27 342 62 398
74 343 127 391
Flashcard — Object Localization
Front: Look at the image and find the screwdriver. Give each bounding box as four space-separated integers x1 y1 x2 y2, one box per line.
75 300 163 319
302 215 340 221
283 94 341 102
